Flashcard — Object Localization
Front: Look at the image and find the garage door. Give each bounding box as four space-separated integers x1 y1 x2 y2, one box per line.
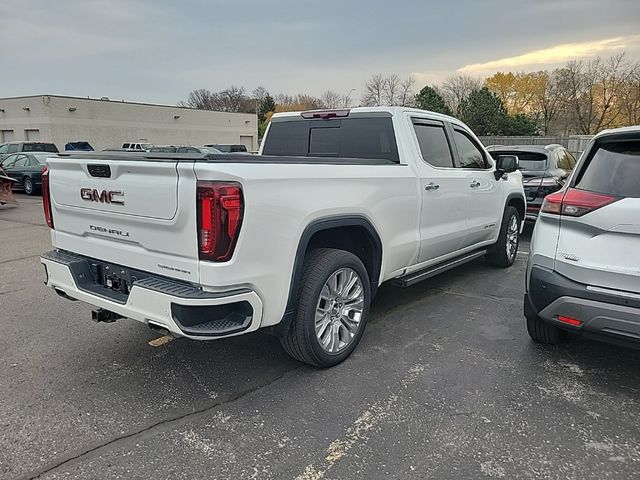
240 135 253 151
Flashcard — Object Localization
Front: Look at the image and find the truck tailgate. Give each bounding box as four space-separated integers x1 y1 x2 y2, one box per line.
47 157 200 283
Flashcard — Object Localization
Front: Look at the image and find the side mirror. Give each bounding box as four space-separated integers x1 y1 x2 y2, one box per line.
494 155 519 179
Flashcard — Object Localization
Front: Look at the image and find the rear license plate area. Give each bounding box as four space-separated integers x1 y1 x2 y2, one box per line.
91 262 137 295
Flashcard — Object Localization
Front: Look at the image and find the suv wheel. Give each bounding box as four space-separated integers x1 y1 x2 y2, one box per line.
23 177 35 196
281 248 371 368
486 206 519 267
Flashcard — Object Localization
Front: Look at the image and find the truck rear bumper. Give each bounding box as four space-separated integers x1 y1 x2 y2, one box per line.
41 250 263 340
526 265 640 348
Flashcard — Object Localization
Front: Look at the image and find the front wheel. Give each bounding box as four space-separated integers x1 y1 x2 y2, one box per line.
23 177 35 196
281 248 371 368
486 206 520 267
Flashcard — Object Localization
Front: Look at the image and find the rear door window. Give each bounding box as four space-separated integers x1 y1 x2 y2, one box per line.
575 140 640 198
263 117 399 162
7 144 18 154
412 121 454 168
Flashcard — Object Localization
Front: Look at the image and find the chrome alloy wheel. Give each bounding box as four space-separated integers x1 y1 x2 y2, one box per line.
506 214 519 261
315 267 365 353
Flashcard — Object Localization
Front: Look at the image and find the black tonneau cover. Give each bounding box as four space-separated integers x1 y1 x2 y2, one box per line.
56 152 398 165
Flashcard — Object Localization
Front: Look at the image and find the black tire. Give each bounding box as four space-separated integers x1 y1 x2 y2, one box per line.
486 205 520 267
23 176 35 196
526 314 566 345
281 248 371 368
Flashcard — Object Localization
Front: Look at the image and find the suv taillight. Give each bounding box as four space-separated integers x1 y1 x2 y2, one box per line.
42 166 54 228
196 181 243 262
541 187 619 217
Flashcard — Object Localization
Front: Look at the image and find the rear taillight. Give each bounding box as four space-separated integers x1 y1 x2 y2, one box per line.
196 181 243 262
540 187 619 217
42 166 54 228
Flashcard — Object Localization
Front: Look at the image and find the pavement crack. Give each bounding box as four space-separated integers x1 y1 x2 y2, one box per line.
22 364 303 480
0 254 42 265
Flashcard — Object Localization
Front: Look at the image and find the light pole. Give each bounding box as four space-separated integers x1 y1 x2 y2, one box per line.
344 88 356 107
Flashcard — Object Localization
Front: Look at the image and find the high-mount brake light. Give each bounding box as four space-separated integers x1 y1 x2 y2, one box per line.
196 181 244 262
300 109 350 119
42 166 54 228
540 187 619 217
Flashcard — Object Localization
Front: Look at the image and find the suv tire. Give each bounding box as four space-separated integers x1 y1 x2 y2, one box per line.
486 206 520 267
281 248 371 368
526 315 566 345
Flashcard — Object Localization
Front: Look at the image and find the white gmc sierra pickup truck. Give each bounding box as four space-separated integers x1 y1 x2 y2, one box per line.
41 107 525 367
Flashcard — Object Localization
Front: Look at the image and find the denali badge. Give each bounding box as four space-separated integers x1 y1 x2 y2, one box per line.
80 188 124 205
90 225 130 237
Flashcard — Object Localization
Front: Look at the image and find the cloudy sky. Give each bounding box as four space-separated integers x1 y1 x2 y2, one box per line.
2 0 640 104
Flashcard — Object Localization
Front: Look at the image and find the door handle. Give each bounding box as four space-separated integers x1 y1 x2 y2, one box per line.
425 182 440 191
470 181 481 188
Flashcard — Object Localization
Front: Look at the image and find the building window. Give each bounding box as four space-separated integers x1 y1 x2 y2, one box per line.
1 130 14 143
25 129 40 141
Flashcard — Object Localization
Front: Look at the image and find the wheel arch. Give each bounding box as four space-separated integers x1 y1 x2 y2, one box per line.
273 215 383 336
505 192 525 224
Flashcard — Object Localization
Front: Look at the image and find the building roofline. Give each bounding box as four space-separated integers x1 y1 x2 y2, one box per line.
0 94 256 117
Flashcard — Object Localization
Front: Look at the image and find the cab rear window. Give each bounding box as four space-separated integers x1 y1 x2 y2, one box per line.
23 143 58 153
263 117 399 162
575 141 640 198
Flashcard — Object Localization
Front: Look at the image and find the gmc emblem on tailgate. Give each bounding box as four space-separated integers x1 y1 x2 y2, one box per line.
80 188 125 205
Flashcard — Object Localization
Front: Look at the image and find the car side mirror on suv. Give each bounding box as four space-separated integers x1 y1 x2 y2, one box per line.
494 155 519 180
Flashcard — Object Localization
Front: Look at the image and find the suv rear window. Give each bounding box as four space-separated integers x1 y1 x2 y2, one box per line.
263 117 399 162
490 151 547 172
575 140 640 198
23 143 58 153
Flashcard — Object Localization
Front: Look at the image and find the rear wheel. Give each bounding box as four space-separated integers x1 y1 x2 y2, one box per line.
281 248 371 367
486 206 519 267
23 177 35 196
526 315 566 345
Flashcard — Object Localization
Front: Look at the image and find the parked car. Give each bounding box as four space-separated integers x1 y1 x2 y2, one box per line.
40 107 525 367
122 142 153 151
0 141 59 161
0 152 57 195
525 126 640 349
149 145 178 153
175 146 222 154
204 143 248 153
65 141 94 151
488 144 577 221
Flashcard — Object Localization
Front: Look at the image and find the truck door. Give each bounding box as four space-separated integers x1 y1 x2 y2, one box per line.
410 118 470 263
449 126 502 248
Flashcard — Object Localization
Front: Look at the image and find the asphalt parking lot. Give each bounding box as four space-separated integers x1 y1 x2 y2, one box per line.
2 194 640 480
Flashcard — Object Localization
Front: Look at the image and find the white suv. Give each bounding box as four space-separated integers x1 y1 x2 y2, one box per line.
525 126 640 348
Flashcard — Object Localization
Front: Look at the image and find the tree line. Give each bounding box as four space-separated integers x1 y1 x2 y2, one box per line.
180 52 640 137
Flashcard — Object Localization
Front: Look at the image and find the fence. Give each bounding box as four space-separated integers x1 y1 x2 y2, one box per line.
478 135 593 157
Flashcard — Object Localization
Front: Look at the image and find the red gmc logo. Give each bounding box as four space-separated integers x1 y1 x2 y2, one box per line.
80 188 125 205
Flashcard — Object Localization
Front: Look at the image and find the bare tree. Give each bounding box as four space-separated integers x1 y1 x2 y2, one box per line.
321 90 342 109
361 74 385 106
183 88 217 110
383 74 400 105
399 76 416 107
440 74 483 115
216 85 247 113
619 65 640 125
362 74 416 106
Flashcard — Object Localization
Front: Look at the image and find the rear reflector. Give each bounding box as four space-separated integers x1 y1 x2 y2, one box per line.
557 315 582 326
196 181 243 262
42 166 54 228
301 109 350 119
540 187 619 217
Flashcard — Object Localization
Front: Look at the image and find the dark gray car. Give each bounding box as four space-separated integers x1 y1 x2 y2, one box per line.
488 144 577 221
